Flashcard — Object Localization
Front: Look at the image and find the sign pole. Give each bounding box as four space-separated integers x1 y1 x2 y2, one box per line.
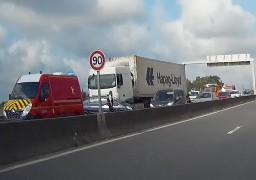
89 50 106 114
97 70 103 114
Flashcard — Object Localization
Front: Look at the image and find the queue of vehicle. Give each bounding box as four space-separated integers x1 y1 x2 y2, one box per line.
2 55 253 120
188 83 251 103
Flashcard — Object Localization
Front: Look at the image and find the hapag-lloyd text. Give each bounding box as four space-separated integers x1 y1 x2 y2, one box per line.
157 72 182 87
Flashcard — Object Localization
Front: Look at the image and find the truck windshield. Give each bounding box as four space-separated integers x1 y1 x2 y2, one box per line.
88 74 116 89
10 82 40 100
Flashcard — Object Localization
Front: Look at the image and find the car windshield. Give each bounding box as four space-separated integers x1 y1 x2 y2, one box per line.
88 74 116 89
154 91 174 101
230 91 239 94
10 82 39 100
197 93 211 99
190 92 199 96
243 89 252 94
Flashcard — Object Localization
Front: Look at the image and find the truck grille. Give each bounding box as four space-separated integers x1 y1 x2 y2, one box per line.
5 110 23 120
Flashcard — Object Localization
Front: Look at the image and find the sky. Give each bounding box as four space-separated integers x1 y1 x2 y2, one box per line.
0 0 256 102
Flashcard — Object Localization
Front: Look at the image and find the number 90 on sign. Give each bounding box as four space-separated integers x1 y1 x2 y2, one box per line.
92 56 103 66
89 50 105 71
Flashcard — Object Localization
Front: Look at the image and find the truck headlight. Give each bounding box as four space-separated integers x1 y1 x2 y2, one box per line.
150 103 154 108
167 102 174 106
22 103 32 117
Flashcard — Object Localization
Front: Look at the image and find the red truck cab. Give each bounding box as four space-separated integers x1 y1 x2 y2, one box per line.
3 72 84 120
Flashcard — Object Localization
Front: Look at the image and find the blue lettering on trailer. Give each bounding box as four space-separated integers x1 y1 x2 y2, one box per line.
157 72 181 87
146 67 182 87
146 67 154 86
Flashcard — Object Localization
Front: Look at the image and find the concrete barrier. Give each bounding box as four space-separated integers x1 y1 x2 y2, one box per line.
0 114 101 166
105 95 255 138
0 95 255 167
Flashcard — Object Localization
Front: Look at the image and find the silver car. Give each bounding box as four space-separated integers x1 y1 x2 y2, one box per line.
83 97 133 114
193 92 218 103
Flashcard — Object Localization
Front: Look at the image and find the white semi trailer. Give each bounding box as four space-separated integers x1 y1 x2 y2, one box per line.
88 55 187 108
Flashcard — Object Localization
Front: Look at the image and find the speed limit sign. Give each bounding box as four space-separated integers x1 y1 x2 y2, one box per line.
89 50 105 71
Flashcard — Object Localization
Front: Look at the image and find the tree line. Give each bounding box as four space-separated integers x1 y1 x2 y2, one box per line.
187 75 224 92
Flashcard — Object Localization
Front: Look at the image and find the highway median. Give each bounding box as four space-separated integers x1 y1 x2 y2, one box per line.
0 95 255 168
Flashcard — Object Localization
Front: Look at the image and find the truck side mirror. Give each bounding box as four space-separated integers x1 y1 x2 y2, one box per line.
9 94 11 100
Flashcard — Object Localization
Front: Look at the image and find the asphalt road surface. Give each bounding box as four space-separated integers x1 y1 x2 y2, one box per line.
1 101 256 180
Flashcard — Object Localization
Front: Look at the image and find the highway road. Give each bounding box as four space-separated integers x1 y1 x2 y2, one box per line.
1 101 256 179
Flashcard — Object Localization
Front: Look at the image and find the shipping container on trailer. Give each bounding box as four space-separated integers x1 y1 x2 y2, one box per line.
88 55 187 108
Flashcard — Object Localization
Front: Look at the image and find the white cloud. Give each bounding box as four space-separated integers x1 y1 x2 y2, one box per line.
107 22 150 53
4 0 95 15
179 0 255 38
6 39 85 75
0 0 144 34
148 0 256 91
0 24 6 46
0 0 256 101
64 59 89 91
98 0 143 20
0 39 85 101
0 1 145 57
154 0 256 60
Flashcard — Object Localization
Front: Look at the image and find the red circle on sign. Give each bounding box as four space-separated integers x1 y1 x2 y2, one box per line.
89 50 105 71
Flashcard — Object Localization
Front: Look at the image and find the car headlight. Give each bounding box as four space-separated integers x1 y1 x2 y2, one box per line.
126 106 133 110
167 102 174 106
22 103 32 117
150 103 154 108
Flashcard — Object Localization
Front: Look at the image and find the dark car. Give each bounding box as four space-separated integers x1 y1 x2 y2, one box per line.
243 89 254 96
83 97 133 114
217 91 231 100
150 89 185 108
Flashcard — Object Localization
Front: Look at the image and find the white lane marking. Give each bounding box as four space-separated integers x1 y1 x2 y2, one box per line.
0 100 254 173
227 126 242 135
